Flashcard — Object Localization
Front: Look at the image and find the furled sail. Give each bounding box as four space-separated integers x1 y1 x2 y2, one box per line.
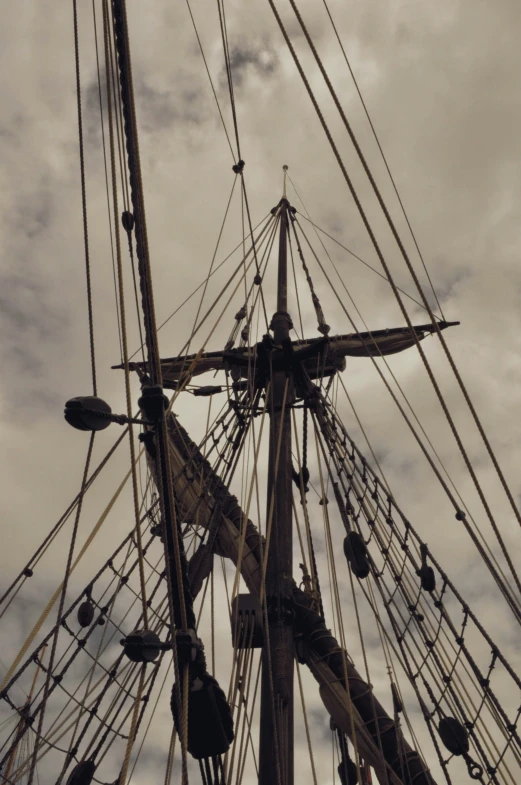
120 321 459 388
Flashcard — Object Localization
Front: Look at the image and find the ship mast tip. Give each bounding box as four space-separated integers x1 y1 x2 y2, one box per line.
282 164 288 197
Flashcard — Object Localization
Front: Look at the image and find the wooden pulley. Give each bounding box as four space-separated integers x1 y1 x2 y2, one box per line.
77 600 95 628
65 761 96 785
343 531 370 579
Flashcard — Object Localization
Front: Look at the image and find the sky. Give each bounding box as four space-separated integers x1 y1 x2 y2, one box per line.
1 0 521 783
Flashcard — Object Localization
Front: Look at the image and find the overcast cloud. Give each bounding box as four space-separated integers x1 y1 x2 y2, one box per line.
1 1 520 783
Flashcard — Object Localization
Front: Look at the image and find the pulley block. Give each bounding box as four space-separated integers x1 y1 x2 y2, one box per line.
418 564 436 592
438 716 469 756
121 210 134 232
65 761 96 785
231 594 264 649
77 600 95 628
171 673 234 759
337 758 359 785
121 629 167 663
343 531 370 579
64 396 112 432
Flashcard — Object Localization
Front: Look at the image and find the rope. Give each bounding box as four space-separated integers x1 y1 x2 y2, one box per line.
125 658 174 783
184 0 234 158
26 432 95 785
129 212 271 361
295 210 442 317
281 0 521 599
103 0 148 625
91 0 123 365
240 177 270 329
311 415 364 774
233 644 259 784
225 628 253 784
319 399 521 780
0 428 127 614
305 221 511 586
216 0 240 159
3 546 164 781
116 664 146 785
161 216 275 400
124 224 147 367
296 661 318 785
163 726 177 785
107 9 132 216
110 9 193 774
175 176 238 389
319 0 445 320
316 403 498 782
74 0 97 396
289 216 329 335
3 647 47 782
0 456 138 695
296 218 521 620
306 3 521 543
288 227 304 338
84 604 170 762
230 390 270 603
56 521 149 784
214 0 270 327
291 408 321 612
236 659 262 784
323 394 521 688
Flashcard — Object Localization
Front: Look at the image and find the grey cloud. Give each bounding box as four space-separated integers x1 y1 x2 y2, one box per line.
137 78 208 133
2 1 521 782
225 39 278 89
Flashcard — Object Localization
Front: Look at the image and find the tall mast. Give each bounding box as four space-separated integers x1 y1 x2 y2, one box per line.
259 197 295 785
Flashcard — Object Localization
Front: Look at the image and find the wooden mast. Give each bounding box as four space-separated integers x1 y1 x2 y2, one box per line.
259 196 295 785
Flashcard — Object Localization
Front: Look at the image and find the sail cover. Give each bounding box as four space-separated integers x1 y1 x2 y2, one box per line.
122 320 458 388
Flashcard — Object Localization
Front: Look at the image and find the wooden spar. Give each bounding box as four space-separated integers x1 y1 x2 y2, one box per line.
259 198 295 785
118 321 460 388
159 412 438 785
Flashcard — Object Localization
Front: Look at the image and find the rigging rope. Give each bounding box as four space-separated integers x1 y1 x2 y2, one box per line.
26 431 95 785
298 213 514 594
174 176 238 389
92 0 123 365
216 0 241 160
128 212 272 361
279 0 521 596
301 2 521 542
0 429 127 614
2 538 165 782
316 394 521 780
319 0 445 321
290 188 443 318
103 0 149 626
74 0 97 396
294 218 521 621
0 457 139 695
184 0 234 158
110 6 198 777
118 664 146 785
